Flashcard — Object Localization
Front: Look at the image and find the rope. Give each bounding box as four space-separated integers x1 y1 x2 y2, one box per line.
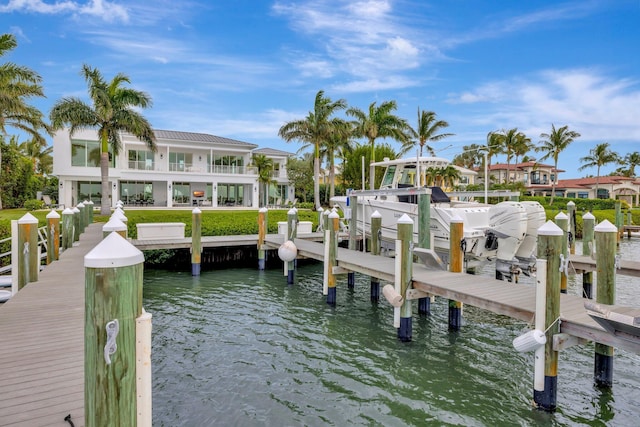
64 414 75 427
23 242 29 255
543 316 562 334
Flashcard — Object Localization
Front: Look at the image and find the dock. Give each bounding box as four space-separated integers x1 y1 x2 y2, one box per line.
2 224 639 425
0 223 103 427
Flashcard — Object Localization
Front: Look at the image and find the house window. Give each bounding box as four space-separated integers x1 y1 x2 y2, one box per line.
210 154 245 174
77 181 102 205
172 182 190 204
551 174 556 183
578 192 589 199
128 149 154 170
121 181 153 204
567 192 576 198
169 152 193 172
71 139 114 167
523 174 528 183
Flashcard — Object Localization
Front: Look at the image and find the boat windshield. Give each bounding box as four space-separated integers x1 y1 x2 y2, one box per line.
399 165 416 186
380 165 396 188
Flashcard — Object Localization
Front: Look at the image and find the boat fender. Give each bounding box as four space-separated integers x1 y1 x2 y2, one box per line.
485 232 498 250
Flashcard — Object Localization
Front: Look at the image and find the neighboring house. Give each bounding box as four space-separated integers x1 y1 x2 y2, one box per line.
251 147 296 205
556 176 640 206
52 128 294 208
483 161 564 196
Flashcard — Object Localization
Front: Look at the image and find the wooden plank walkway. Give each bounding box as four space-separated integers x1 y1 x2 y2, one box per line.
266 236 640 354
0 223 103 427
570 254 640 278
130 232 326 250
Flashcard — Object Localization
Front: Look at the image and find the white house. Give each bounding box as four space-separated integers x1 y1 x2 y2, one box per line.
52 128 294 208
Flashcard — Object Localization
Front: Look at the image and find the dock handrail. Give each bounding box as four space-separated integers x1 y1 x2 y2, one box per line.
0 225 49 276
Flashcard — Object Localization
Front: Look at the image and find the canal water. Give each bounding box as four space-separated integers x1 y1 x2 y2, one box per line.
144 240 640 426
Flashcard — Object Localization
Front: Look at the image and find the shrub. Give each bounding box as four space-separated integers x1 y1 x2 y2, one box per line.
23 199 45 211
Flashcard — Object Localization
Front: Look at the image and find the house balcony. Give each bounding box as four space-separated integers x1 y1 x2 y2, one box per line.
125 161 257 175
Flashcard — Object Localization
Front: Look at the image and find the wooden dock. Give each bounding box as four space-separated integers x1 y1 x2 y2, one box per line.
266 236 640 354
0 223 102 427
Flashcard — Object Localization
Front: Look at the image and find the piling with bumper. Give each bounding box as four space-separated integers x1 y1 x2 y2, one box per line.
46 209 60 264
397 214 413 341
191 207 202 276
582 212 595 299
17 213 39 290
448 215 464 331
370 210 382 302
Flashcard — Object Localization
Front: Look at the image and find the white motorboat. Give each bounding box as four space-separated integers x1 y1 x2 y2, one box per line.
331 156 544 278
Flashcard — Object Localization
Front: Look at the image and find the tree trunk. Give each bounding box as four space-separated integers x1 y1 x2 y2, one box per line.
100 151 111 215
0 147 3 210
329 152 335 207
313 149 320 209
549 160 558 205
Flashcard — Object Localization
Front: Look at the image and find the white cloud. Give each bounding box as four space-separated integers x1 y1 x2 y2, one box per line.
0 0 128 23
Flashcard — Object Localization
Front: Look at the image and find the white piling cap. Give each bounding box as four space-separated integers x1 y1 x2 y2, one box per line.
46 209 61 219
259 207 268 213
583 212 595 220
114 207 125 215
554 211 568 220
77 202 85 208
18 212 38 224
567 201 576 207
323 209 330 216
62 207 74 215
72 207 80 213
450 213 464 223
86 200 94 205
317 206 324 212
537 220 563 236
85 231 144 268
111 210 127 221
328 210 340 218
397 213 413 224
371 210 382 219
288 208 297 215
594 219 617 233
102 217 126 231
192 207 201 214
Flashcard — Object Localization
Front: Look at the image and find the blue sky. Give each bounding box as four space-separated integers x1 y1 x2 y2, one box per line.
2 0 639 178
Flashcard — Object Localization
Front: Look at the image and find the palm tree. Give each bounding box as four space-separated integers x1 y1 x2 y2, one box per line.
401 109 454 162
578 142 619 198
19 138 53 175
536 124 581 204
278 90 346 209
440 165 462 189
0 33 49 209
622 152 640 177
512 132 532 168
319 119 353 205
346 100 410 189
50 64 156 214
492 128 527 184
252 154 275 207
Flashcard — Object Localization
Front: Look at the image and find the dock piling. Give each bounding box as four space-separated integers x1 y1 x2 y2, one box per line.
448 215 464 331
534 220 563 412
62 207 74 250
286 208 298 284
191 207 202 276
347 194 357 288
554 211 569 294
77 202 86 234
84 232 146 426
17 213 39 290
72 206 81 242
103 217 127 239
370 210 382 302
397 214 413 342
324 211 339 305
258 208 267 270
567 201 576 255
46 209 60 264
582 212 595 299
418 191 432 315
594 220 617 388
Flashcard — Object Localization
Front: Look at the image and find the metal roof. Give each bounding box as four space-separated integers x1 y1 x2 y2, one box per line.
252 147 294 156
152 129 258 148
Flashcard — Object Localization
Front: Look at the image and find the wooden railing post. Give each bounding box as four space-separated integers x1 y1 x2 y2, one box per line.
103 217 127 239
582 212 595 299
62 207 74 250
46 209 60 264
554 211 569 294
17 213 39 290
448 215 464 331
397 214 413 342
257 207 268 270
370 210 382 302
191 207 202 276
84 232 146 427
594 219 617 388
534 220 563 412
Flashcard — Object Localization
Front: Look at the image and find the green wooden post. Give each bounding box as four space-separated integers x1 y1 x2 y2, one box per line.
257 207 267 270
82 200 91 229
103 217 127 239
582 212 595 299
77 202 86 234
84 232 145 427
325 211 340 306
554 212 568 294
448 215 464 330
397 214 413 342
72 206 81 242
286 208 298 284
317 207 323 231
418 191 431 314
347 194 358 288
191 207 202 276
17 213 39 290
86 200 95 224
567 201 576 255
534 220 563 412
322 209 330 243
370 210 382 302
46 209 61 264
614 201 622 244
62 207 74 250
594 219 617 388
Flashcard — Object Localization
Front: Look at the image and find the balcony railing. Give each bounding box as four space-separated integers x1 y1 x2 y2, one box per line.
208 165 257 175
128 160 155 170
125 161 258 175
